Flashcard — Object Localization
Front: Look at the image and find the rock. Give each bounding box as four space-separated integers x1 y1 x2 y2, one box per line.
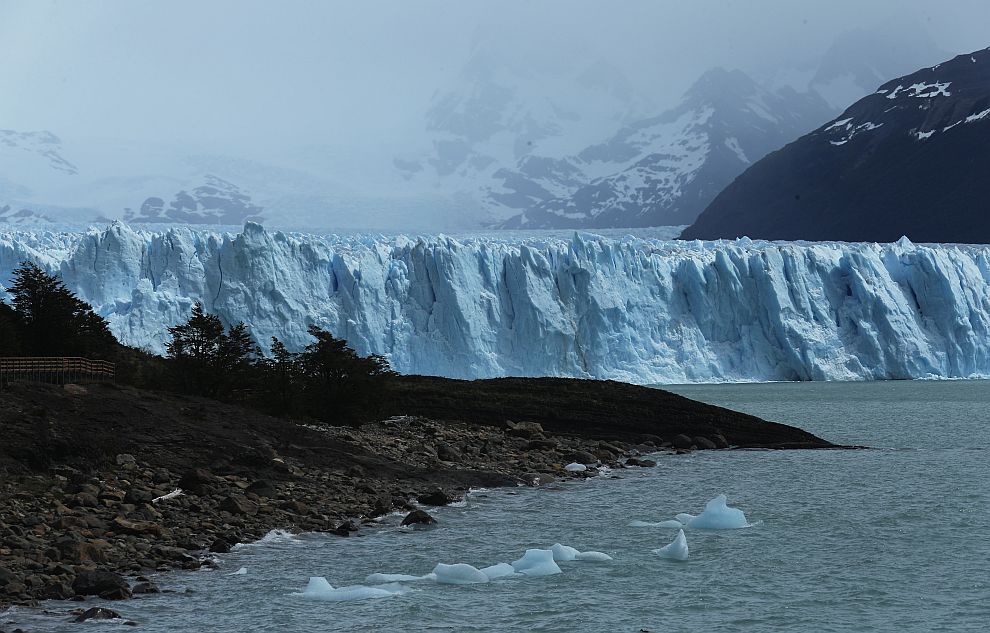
209 538 231 553
400 509 437 526
219 494 259 516
112 516 165 537
73 606 122 623
123 487 156 504
525 439 558 451
626 457 657 467
72 571 131 599
564 450 598 465
0 566 18 586
435 444 462 462
713 434 730 449
672 434 694 450
280 500 309 515
506 420 545 439
520 472 556 486
132 581 160 594
69 492 99 508
692 436 717 450
56 539 109 564
63 383 89 396
115 454 136 466
245 479 276 498
177 468 216 495
331 520 359 536
416 489 455 506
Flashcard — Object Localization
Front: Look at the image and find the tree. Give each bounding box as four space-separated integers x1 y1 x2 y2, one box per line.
4 261 115 357
263 336 298 415
166 302 259 396
298 325 393 423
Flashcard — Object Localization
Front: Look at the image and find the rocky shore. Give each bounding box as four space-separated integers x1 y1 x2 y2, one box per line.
0 377 834 617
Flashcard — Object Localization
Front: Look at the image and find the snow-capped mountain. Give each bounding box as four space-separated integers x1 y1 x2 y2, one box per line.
3 223 990 382
123 175 263 224
682 47 990 243
499 69 833 228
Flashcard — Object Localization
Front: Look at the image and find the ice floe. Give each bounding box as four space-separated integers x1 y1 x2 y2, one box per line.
365 573 435 584
432 563 490 585
226 567 248 576
564 463 588 472
297 577 400 601
687 494 750 529
511 549 562 576
479 563 518 580
654 530 689 561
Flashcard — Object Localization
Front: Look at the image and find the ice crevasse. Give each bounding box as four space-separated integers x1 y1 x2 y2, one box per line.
3 222 990 383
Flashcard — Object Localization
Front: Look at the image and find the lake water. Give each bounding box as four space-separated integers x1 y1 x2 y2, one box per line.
6 380 989 632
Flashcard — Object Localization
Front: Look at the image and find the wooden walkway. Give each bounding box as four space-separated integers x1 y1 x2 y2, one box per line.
0 357 115 387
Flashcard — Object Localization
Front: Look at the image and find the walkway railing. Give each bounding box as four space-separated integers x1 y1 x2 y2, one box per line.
0 357 116 387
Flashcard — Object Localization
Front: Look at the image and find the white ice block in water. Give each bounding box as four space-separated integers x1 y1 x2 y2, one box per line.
574 551 612 561
432 563 490 585
550 543 580 561
226 567 248 576
675 513 696 524
564 463 587 472
365 573 435 584
298 577 400 601
629 519 684 528
511 549 562 576
654 529 689 561
687 494 750 529
480 563 517 580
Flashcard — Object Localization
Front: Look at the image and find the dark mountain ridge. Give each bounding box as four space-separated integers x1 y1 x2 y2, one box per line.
682 47 990 243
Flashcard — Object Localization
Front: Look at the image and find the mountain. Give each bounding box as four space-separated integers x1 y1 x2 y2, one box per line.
123 175 264 224
3 223 990 383
681 48 990 243
499 69 833 229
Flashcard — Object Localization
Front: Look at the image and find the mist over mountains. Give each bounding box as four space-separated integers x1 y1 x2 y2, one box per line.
0 22 956 231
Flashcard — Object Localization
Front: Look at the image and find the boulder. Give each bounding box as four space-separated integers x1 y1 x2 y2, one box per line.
219 494 259 516
177 468 216 495
400 509 437 526
209 538 231 553
131 581 160 594
435 444 462 462
245 480 276 498
72 571 131 599
416 489 455 506
692 436 717 450
112 516 165 537
506 420 545 439
73 607 122 623
672 434 694 450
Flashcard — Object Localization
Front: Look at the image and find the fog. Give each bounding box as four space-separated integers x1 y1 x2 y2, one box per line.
0 0 987 229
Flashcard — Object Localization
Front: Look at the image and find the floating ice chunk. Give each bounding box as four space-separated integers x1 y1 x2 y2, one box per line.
432 563 490 585
511 549 562 576
564 463 587 472
654 529 689 561
302 576 334 596
549 543 580 561
365 573 435 584
658 520 685 528
628 520 664 527
686 494 750 529
297 576 401 601
479 563 517 580
226 567 248 576
574 551 612 561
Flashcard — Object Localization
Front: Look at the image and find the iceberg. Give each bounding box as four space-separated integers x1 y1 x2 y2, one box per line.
510 549 562 576
654 529 689 561
4 222 990 383
564 463 588 472
687 494 750 529
549 543 612 562
296 577 399 601
432 563 490 585
365 573 435 584
226 567 248 576
479 563 518 580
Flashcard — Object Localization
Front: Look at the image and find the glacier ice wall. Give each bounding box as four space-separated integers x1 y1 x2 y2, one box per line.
2 222 990 383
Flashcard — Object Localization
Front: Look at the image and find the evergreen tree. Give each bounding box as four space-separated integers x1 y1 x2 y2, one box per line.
166 303 259 396
264 336 298 415
5 261 115 357
299 325 393 422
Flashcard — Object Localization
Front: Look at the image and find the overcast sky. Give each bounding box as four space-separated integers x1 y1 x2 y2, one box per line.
1 0 987 155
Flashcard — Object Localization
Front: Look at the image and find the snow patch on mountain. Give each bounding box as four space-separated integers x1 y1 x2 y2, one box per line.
3 224 990 383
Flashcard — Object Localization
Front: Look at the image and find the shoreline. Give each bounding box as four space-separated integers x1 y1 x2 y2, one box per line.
0 377 835 611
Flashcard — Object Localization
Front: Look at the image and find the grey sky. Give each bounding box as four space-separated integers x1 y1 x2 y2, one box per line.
0 0 987 154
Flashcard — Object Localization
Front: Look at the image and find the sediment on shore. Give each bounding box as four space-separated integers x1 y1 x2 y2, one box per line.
0 378 834 607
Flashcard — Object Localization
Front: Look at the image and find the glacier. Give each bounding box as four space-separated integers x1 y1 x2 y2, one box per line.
2 222 990 383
